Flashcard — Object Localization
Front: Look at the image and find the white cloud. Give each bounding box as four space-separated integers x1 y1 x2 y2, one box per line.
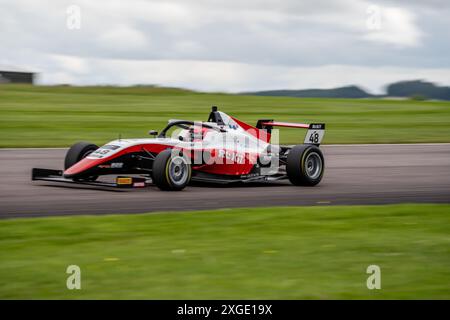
98 25 149 51
50 54 89 74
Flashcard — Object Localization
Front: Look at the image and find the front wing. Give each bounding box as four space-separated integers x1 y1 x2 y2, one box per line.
31 167 288 189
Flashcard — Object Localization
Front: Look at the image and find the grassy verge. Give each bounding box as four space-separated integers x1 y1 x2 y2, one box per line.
0 204 449 299
1 84 450 147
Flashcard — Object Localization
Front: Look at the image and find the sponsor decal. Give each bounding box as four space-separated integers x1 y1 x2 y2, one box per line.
240 173 259 178
116 177 132 185
217 149 245 164
102 145 121 150
98 162 123 169
309 123 325 130
133 182 146 188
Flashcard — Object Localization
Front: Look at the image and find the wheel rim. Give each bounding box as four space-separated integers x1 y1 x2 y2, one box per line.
304 152 322 179
169 156 189 186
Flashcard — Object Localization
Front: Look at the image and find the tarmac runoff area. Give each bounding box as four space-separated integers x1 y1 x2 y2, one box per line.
0 144 449 218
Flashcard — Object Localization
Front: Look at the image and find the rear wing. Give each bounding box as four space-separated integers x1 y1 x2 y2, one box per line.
257 120 325 145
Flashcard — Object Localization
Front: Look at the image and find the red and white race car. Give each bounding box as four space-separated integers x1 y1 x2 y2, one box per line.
32 107 325 190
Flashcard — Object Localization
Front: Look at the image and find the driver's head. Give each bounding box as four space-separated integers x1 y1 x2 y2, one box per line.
191 126 211 141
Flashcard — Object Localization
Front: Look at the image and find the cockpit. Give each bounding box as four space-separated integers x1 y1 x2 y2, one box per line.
158 120 226 142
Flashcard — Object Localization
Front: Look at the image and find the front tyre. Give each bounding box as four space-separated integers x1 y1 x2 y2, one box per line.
286 145 324 186
152 149 191 191
64 141 99 181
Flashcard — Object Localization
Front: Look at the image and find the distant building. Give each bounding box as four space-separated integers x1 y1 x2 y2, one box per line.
0 65 35 84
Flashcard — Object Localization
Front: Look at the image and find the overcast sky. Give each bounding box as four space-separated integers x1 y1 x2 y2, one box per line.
1 0 449 93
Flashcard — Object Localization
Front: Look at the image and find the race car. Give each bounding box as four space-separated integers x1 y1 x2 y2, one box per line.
32 106 325 191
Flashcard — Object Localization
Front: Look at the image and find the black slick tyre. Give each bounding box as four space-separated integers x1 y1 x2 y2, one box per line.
152 149 191 191
286 145 324 186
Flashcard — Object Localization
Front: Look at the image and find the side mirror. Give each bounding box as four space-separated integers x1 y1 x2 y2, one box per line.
148 130 158 136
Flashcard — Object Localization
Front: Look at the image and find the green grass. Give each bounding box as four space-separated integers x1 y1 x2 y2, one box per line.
0 204 449 299
1 84 450 147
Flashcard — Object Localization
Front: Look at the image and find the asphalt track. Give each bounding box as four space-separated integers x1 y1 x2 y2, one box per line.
0 144 449 218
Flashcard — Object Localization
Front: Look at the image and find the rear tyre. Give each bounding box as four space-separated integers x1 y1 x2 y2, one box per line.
286 145 324 186
152 149 191 191
64 141 99 181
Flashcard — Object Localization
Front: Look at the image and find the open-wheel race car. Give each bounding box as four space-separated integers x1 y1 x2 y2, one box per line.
32 106 325 191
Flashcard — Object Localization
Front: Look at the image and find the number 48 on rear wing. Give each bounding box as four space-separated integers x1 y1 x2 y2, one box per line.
256 121 325 145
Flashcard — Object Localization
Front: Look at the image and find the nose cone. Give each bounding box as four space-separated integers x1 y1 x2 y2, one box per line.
63 157 101 177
